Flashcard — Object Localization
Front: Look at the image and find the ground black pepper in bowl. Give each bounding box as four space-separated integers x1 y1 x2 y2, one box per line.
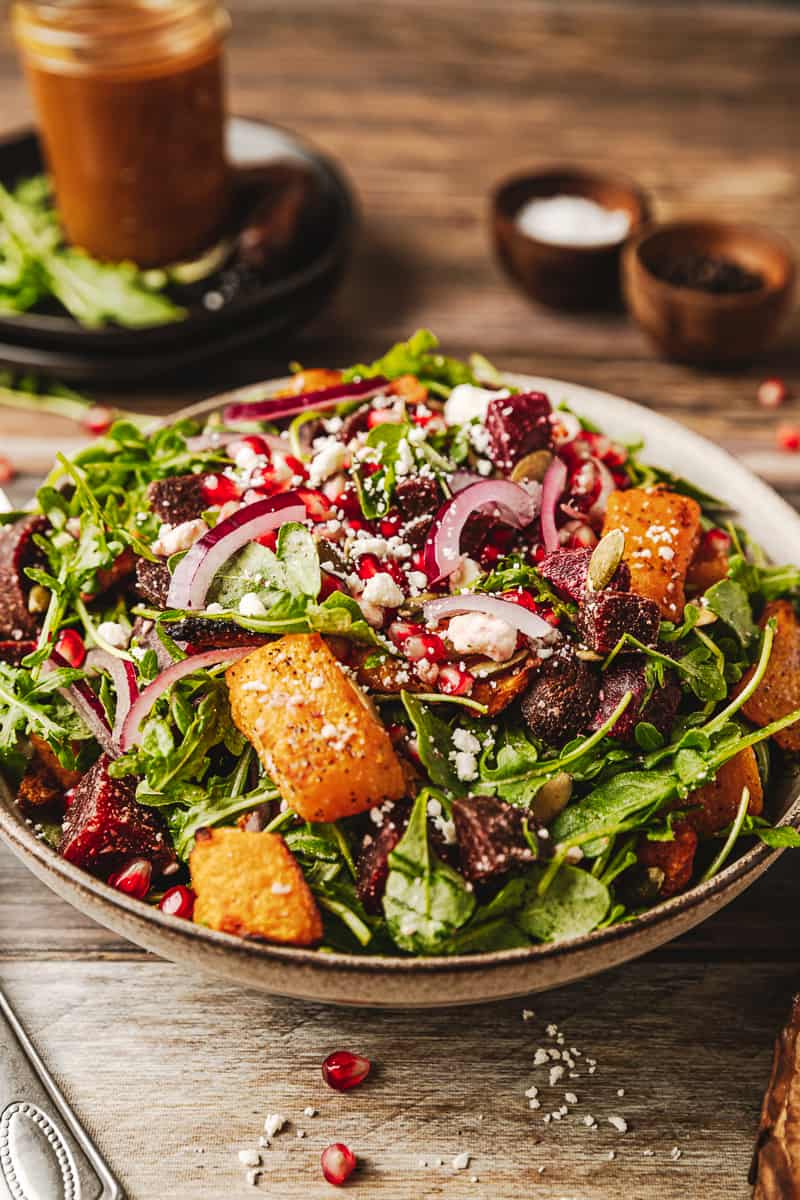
654 253 764 294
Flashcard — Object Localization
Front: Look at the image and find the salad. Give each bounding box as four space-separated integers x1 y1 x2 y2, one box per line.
2 330 800 957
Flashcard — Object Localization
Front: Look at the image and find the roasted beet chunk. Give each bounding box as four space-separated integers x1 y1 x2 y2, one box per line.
59 754 176 877
578 590 660 655
356 801 410 913
169 615 269 653
452 795 535 883
395 475 442 520
520 646 599 746
485 391 551 471
539 547 630 604
147 475 207 525
591 659 681 743
134 558 171 607
0 515 47 639
0 639 36 665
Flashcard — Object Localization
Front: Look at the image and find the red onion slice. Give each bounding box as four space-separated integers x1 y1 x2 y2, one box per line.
588 457 617 525
422 593 555 641
167 493 307 611
118 646 260 752
85 649 140 750
43 652 115 754
222 376 389 424
423 480 540 584
541 457 568 553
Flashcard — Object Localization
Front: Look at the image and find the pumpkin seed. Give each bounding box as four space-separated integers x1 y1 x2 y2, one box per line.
587 528 625 592
533 772 573 824
470 648 531 678
694 606 719 627
511 449 553 484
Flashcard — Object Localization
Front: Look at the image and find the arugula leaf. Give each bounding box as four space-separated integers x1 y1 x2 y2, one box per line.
342 329 476 392
624 456 730 515
472 555 578 622
383 790 476 953
0 178 184 328
518 865 610 942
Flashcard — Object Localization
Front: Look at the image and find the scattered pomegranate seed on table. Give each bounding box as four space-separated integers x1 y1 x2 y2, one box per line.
108 858 152 900
758 377 790 409
322 1050 371 1091
0 455 16 483
776 423 800 452
159 885 196 919
321 1143 357 1186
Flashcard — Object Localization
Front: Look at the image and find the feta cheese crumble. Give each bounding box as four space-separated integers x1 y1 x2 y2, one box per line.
447 611 517 663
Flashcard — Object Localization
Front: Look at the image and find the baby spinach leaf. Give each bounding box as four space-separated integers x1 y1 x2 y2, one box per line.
343 329 476 390
704 578 756 645
401 691 462 792
208 522 320 609
383 791 475 953
518 865 610 943
551 768 680 854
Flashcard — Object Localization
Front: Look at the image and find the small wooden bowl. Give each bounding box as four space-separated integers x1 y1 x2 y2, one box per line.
623 219 796 365
491 167 650 310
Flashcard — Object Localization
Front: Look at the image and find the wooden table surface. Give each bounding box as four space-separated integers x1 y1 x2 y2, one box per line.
1 3 799 1197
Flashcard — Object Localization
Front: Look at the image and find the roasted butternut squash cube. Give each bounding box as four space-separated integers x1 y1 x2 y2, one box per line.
226 633 406 821
191 827 322 946
739 600 800 752
603 486 702 620
686 539 729 595
683 747 764 837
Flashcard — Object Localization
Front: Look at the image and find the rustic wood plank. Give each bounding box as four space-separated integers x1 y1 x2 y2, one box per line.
0 3 798 1197
0 957 792 1199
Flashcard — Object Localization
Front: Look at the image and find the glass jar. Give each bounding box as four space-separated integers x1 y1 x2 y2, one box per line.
12 0 231 266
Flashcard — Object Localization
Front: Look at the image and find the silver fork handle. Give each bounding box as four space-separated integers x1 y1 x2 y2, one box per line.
0 987 124 1199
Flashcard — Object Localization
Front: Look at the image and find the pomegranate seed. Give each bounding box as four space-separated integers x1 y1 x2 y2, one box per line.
480 543 505 568
346 517 371 534
380 511 403 538
321 1143 357 1187
333 486 362 518
403 632 448 663
297 487 333 522
758 378 790 409
704 528 732 554
0 455 15 483
82 405 115 436
255 529 278 550
777 423 800 452
437 664 475 696
63 786 76 808
320 572 345 600
108 858 152 900
501 588 539 613
563 520 597 549
389 620 423 646
284 454 308 479
159 885 195 919
540 607 560 627
367 407 403 429
322 1051 371 1092
603 441 628 468
362 461 381 476
247 467 283 495
201 473 240 505
232 434 272 458
532 543 546 563
55 628 86 667
357 554 381 581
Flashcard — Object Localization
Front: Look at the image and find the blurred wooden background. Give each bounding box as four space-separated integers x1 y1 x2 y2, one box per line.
1 2 799 1197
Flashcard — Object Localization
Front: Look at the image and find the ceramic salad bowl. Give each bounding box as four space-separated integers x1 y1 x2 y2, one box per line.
1 373 798 1008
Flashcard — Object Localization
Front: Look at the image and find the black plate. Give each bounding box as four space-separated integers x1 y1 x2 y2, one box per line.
0 118 357 381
